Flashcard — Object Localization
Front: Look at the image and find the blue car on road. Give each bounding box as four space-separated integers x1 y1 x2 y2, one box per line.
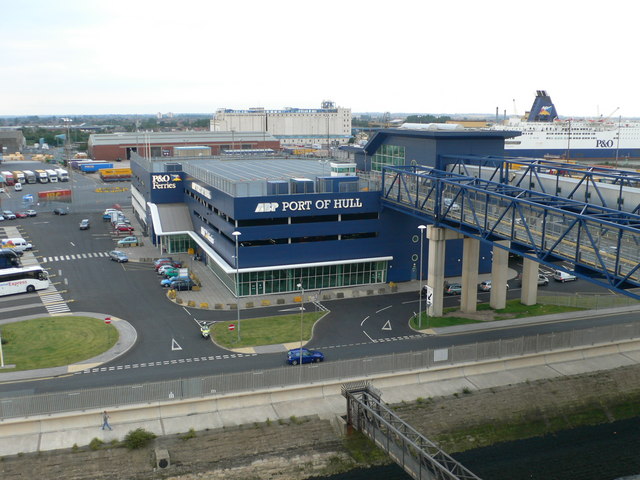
286 348 324 365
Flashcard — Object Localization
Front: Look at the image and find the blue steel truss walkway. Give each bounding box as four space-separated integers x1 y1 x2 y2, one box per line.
380 157 640 299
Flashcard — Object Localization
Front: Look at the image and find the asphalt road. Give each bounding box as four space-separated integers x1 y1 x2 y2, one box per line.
0 167 628 396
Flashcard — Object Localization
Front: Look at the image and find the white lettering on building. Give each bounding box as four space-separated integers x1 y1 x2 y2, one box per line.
254 198 364 213
255 202 280 212
152 174 178 190
192 182 212 199
200 226 214 245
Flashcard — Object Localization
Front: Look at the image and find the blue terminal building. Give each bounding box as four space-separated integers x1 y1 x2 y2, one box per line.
130 127 517 297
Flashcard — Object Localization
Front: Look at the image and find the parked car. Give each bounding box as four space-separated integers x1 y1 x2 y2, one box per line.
518 273 549 287
163 267 181 278
444 283 462 295
169 279 195 291
158 263 179 275
117 236 139 247
553 270 577 282
154 257 173 267
154 259 182 271
478 280 509 292
15 212 28 218
53 207 68 215
108 250 129 263
26 210 37 217
114 223 134 232
161 275 190 287
286 348 324 365
443 198 461 212
2 211 16 220
79 219 90 230
0 215 5 221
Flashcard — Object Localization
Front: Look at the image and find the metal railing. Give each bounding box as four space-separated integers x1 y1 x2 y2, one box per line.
1 321 639 420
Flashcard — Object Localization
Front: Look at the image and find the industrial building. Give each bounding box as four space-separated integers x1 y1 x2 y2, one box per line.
88 131 280 161
211 101 351 148
0 130 26 154
130 127 516 297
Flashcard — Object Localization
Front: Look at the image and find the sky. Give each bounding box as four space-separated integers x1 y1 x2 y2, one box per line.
2 0 638 117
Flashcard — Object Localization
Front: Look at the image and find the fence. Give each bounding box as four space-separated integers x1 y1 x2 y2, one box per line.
1 321 639 420
539 293 640 310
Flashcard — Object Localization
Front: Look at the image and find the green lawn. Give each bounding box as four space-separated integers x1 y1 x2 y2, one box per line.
410 300 585 329
0 316 118 372
212 311 326 349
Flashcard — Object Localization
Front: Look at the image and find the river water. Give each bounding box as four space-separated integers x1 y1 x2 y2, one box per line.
310 416 640 480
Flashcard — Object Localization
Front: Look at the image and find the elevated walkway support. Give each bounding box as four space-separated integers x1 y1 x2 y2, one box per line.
342 382 481 480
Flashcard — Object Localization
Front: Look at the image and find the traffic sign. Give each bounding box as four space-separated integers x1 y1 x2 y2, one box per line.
228 324 235 331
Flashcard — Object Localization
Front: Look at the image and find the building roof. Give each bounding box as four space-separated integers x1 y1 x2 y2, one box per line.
365 128 521 154
89 131 277 146
183 157 331 183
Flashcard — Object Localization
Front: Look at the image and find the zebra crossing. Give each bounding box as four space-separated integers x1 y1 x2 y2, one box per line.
39 286 71 315
41 251 111 263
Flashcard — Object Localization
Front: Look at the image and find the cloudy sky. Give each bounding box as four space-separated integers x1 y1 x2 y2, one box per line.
2 0 637 117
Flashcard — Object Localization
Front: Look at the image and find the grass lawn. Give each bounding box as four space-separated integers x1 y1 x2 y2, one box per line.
212 311 326 349
0 316 118 372
410 300 585 329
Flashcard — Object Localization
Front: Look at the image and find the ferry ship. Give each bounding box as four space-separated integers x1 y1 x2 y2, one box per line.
492 90 640 161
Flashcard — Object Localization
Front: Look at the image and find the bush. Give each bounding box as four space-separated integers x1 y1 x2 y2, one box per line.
123 428 156 450
89 438 104 451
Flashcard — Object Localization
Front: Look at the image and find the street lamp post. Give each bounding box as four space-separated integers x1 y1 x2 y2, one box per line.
418 224 427 329
232 231 241 341
297 282 304 373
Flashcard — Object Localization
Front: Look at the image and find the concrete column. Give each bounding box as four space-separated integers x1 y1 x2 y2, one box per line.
461 237 480 313
520 257 539 306
490 240 510 310
426 226 463 318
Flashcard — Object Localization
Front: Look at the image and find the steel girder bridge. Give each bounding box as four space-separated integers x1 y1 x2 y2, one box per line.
380 156 640 300
343 382 481 480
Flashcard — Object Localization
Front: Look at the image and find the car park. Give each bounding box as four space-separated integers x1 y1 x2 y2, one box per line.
2 211 16 220
286 347 324 365
117 236 139 247
53 207 68 215
108 250 129 262
553 270 577 282
79 219 90 230
26 210 37 217
444 283 462 295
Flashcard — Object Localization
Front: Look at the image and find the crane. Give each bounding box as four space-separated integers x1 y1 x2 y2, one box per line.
602 107 620 122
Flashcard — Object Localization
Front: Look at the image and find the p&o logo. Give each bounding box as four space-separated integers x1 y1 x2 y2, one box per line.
152 174 181 190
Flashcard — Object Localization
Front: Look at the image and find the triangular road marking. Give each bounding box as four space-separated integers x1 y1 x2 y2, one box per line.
382 320 392 331
171 338 182 351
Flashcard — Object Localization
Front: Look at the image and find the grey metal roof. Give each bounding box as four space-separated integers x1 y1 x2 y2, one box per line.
89 131 277 146
156 203 194 232
183 157 332 183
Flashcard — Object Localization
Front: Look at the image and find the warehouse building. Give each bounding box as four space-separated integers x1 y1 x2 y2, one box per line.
130 127 515 297
0 130 26 154
88 131 281 161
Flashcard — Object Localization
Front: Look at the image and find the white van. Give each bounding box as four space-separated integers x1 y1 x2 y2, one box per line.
14 182 22 191
553 270 577 282
1 237 33 252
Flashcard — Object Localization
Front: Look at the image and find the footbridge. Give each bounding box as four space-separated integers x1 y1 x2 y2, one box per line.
342 382 481 480
380 156 640 315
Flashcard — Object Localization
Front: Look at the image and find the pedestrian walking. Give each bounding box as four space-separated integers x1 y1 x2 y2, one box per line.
101 410 112 430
